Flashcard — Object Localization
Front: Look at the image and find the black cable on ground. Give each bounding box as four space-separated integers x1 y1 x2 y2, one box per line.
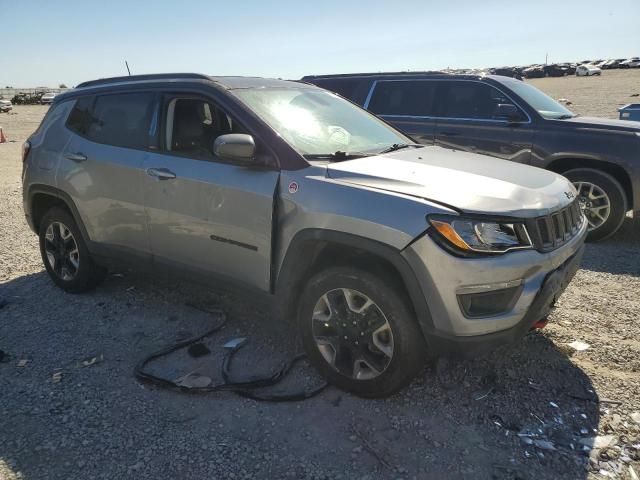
134 305 328 402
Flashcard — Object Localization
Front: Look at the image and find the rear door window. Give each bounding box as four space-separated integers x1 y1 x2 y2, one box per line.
86 92 156 149
66 96 95 136
368 80 437 117
439 82 513 120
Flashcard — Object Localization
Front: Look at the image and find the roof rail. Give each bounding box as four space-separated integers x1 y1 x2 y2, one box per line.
76 73 211 89
301 71 447 80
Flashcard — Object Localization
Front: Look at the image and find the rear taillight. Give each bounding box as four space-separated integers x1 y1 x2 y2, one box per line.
22 141 31 163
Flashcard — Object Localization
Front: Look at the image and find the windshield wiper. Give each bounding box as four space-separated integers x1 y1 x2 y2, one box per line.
303 151 371 162
378 143 424 154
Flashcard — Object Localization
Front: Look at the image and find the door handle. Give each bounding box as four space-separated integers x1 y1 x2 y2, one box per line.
65 152 87 162
146 167 176 180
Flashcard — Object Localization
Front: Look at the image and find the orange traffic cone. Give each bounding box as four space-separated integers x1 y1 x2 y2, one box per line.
0 127 6 143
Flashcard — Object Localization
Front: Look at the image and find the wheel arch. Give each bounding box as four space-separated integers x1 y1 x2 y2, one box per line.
28 185 91 243
274 229 435 342
547 157 633 210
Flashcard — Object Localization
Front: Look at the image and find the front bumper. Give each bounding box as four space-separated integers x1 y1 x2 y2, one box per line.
402 217 587 356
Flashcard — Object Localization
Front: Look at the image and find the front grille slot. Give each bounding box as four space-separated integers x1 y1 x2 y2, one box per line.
528 200 583 252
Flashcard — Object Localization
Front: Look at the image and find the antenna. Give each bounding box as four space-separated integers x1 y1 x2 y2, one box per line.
125 60 132 76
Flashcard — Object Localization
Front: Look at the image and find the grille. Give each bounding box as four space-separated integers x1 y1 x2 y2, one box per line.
527 200 584 251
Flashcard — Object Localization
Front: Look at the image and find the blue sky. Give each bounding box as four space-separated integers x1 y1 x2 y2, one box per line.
1 0 639 87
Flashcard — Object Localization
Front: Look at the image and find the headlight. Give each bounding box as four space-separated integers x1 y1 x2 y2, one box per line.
428 215 533 255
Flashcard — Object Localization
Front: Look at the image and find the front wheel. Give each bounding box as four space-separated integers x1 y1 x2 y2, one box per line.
564 169 628 242
298 267 427 398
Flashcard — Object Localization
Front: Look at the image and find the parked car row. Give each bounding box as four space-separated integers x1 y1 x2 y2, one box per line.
448 56 639 79
11 91 58 105
302 71 640 241
587 57 640 69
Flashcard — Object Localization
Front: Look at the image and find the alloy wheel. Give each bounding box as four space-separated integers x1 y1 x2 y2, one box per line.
311 288 394 380
44 222 80 281
573 181 611 231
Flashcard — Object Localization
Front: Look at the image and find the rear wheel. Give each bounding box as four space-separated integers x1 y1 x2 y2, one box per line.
39 207 107 292
564 168 627 242
298 267 427 398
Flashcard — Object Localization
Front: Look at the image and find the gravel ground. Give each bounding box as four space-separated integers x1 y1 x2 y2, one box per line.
1 78 640 480
528 69 640 119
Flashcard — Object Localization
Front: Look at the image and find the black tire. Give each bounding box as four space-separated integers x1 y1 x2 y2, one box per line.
39 207 107 293
298 267 427 398
564 168 628 242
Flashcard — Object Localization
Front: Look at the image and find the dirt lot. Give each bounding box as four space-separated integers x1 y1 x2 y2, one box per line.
528 69 640 119
1 71 640 480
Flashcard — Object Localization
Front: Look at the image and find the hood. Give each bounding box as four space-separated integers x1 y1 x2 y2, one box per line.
325 146 576 217
554 115 640 132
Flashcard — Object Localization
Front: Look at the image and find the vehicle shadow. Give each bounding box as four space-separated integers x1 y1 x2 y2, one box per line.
580 215 640 277
0 271 599 479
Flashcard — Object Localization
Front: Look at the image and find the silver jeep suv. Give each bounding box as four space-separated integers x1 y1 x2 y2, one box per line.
22 73 587 397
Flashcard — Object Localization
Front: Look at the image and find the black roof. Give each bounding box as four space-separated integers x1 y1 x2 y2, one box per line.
208 76 313 89
52 73 314 105
75 73 310 90
301 71 452 80
301 71 522 84
75 73 211 88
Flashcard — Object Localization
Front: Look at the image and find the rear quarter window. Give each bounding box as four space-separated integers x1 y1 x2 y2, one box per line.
66 96 95 136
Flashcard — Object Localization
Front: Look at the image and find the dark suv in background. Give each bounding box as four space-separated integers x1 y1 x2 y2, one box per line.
302 72 640 241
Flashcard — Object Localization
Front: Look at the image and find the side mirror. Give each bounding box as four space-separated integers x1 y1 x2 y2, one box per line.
214 134 256 164
494 103 523 122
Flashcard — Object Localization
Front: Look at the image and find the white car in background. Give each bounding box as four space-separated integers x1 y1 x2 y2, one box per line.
576 64 602 76
620 57 640 68
0 99 12 112
40 92 58 104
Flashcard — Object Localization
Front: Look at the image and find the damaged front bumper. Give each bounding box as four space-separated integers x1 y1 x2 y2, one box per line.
402 218 587 356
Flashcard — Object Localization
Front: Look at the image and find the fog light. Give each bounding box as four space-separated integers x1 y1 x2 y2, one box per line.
458 285 523 318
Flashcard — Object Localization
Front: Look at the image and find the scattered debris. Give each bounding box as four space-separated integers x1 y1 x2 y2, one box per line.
534 439 556 451
112 273 125 278
52 371 63 383
549 401 559 408
17 359 29 367
528 380 542 391
520 436 534 446
126 286 136 292
81 354 103 367
631 93 640 97
175 372 212 389
567 340 590 351
630 412 640 425
558 98 573 105
474 387 494 401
